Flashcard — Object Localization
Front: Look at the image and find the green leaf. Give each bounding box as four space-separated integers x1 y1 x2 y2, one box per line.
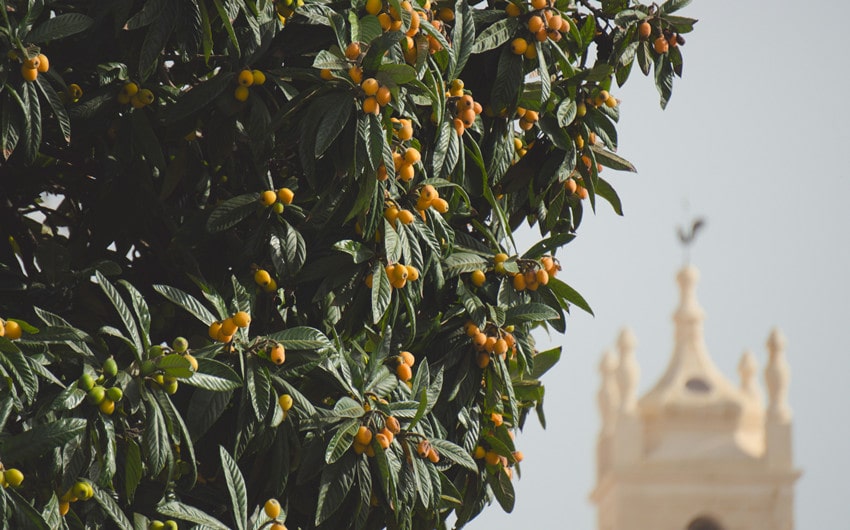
594 176 623 215
333 240 375 264
428 438 477 472
333 396 365 418
371 261 392 325
142 393 169 475
6 488 50 529
325 418 359 464
490 47 523 112
162 72 235 124
521 232 575 259
157 354 193 378
125 439 143 502
154 284 217 326
0 340 38 403
547 277 594 315
157 501 230 530
489 466 516 512
316 452 357 525
92 482 134 530
376 63 418 85
504 303 560 323
266 326 334 351
443 252 489 278
590 145 636 172
35 76 71 143
138 6 177 79
530 347 561 379
315 92 354 156
219 446 248 530
450 0 475 79
207 193 259 233
25 13 94 43
661 0 692 14
21 77 41 162
270 221 307 277
654 54 674 109
212 0 240 54
0 418 85 464
471 17 518 54
95 270 143 356
184 358 242 391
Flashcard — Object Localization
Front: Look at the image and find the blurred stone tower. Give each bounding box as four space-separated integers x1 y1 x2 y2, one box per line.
590 265 800 530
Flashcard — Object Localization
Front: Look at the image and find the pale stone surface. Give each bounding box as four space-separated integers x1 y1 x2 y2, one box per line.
592 265 800 530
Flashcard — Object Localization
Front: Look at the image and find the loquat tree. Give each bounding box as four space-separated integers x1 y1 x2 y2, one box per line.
0 0 696 528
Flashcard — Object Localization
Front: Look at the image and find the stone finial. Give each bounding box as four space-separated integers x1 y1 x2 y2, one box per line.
616 327 639 413
765 328 791 423
598 350 620 433
674 265 706 345
738 350 762 406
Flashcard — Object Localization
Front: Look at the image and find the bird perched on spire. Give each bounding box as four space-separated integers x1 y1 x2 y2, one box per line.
677 217 705 264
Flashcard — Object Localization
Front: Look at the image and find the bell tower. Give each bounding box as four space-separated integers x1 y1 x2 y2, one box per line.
591 265 800 530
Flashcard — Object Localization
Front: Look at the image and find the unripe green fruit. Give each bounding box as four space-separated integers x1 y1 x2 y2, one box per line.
87 386 106 405
140 360 157 376
77 373 95 391
72 481 90 500
273 202 285 214
107 387 123 402
102 358 118 377
148 345 164 358
149 521 166 530
172 336 189 353
164 521 178 530
164 379 179 394
4 469 24 487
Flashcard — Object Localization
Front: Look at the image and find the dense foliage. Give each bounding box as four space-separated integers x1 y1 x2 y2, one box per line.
0 0 696 528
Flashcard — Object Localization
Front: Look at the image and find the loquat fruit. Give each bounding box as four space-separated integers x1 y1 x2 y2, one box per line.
432 198 449 213
484 450 501 466
277 187 294 204
505 2 520 16
252 69 266 85
405 265 420 280
362 96 379 115
403 147 421 164
36 53 49 73
474 445 486 459
4 469 24 487
234 86 249 101
531 0 547 8
366 0 382 15
470 269 486 287
4 320 22 340
376 432 390 449
638 20 651 39
263 278 278 293
654 35 669 54
320 68 334 80
345 42 361 60
270 343 286 365
400 350 415 366
527 15 544 33
397 209 415 224
473 331 487 348
185 354 199 371
396 362 412 382
477 351 491 368
385 416 401 434
270 523 287 530
361 77 379 96
376 85 392 106
238 69 255 87
233 311 251 328
536 268 549 285
512 273 526 291
21 65 37 82
264 498 282 519
279 394 294 411
427 447 440 463
209 321 224 340
138 89 155 105
255 269 272 286
220 318 238 337
99 398 115 415
122 82 139 97
510 37 528 55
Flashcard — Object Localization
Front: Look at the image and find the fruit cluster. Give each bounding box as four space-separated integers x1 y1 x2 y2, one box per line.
234 68 267 102
416 184 449 214
353 414 402 456
395 350 415 382
254 267 278 293
0 318 22 340
275 0 303 25
79 357 124 415
390 263 420 290
507 0 570 56
263 497 287 529
446 79 483 136
0 467 24 489
64 83 83 104
473 444 523 479
208 311 251 343
383 203 416 226
117 82 155 108
391 146 421 182
516 107 539 131
147 520 179 530
19 53 49 82
511 264 550 291
638 20 685 54
359 76 393 116
58 480 94 517
512 136 529 161
465 321 516 368
415 438 441 462
370 0 423 36
259 187 295 214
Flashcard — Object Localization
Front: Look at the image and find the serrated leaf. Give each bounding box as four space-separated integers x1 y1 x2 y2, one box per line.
504 303 560 323
316 452 357 525
219 446 248 530
96 270 143 356
315 92 354 157
530 347 561 379
546 277 594 315
154 284 217 326
157 354 193 378
92 483 134 530
443 252 489 278
206 194 259 233
157 501 230 530
26 13 94 43
184 358 242 392
590 145 636 172
471 17 518 54
6 488 50 529
429 438 478 472
162 72 235 124
325 418 359 464
0 417 85 463
35 76 71 143
266 326 334 351
333 396 364 418
125 439 143 502
371 261 392 325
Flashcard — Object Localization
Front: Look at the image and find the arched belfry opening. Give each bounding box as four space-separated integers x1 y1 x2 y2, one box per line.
590 264 801 530
687 515 724 530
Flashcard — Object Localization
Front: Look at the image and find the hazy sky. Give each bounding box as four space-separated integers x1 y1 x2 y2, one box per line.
471 0 850 528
